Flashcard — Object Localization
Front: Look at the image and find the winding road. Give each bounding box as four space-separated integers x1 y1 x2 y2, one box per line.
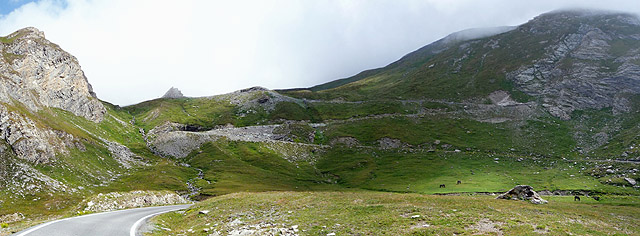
12 204 192 236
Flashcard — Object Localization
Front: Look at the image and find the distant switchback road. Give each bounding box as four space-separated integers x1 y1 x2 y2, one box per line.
13 204 191 236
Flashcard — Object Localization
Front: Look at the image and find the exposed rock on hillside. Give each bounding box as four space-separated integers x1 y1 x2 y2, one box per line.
3 161 72 197
505 11 640 119
83 190 188 212
213 86 302 112
496 185 548 204
145 121 325 159
0 212 24 224
147 123 281 158
378 137 403 149
0 27 106 122
488 91 519 106
103 140 144 168
162 87 185 99
329 136 360 147
0 105 67 163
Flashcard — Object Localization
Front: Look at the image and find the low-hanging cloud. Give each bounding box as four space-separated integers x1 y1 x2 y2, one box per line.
1 0 639 105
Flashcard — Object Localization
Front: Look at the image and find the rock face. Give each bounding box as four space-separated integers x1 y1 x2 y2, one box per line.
0 105 68 163
0 27 111 163
496 185 548 204
0 27 106 122
83 190 188 212
162 87 185 99
506 11 640 119
213 86 301 112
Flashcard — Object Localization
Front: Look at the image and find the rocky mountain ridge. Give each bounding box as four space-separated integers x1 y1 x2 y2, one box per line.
288 10 640 121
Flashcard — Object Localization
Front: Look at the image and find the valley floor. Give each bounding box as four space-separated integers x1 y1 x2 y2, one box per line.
148 191 640 235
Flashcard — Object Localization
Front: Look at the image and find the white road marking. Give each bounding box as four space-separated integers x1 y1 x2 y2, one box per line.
129 207 186 236
14 205 190 236
15 210 117 236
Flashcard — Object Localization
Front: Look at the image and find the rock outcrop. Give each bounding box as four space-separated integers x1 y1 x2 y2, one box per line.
0 105 67 163
496 185 548 204
212 86 302 113
0 27 106 122
83 190 189 212
506 11 640 119
162 87 185 99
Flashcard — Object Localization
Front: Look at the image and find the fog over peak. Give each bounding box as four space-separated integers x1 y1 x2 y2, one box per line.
440 26 517 44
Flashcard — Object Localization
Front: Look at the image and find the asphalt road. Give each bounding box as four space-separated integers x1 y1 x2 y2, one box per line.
13 204 192 236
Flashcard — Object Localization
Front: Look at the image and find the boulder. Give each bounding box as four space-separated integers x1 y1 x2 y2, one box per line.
625 177 637 186
496 185 548 204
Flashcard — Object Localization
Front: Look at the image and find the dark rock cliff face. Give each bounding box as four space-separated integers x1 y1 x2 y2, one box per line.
506 11 640 119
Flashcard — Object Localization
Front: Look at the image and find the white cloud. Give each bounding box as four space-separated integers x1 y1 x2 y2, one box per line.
0 0 639 105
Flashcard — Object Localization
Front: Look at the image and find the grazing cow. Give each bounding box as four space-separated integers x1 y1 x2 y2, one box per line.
457 180 462 185
574 196 581 201
439 184 446 188
592 196 600 201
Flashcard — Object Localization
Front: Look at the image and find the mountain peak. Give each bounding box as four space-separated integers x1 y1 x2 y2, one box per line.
0 27 106 122
539 8 639 19
8 27 46 40
162 87 185 98
521 9 640 34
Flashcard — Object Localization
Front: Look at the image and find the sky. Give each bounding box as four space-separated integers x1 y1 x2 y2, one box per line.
0 0 640 105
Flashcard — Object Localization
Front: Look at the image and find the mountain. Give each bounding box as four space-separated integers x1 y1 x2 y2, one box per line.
161 87 184 99
1 27 105 122
0 27 179 218
284 10 640 120
0 27 111 163
304 25 517 92
1 10 640 235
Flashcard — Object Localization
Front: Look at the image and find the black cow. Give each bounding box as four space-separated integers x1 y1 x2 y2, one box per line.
457 180 462 185
574 196 581 201
439 184 446 188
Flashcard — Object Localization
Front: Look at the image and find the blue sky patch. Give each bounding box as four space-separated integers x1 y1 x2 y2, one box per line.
0 0 37 16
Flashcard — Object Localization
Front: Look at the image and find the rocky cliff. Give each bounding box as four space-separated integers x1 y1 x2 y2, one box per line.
0 27 106 122
507 10 640 119
0 27 111 163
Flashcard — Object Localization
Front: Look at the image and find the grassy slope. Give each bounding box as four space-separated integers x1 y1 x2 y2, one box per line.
279 23 546 102
150 191 640 235
281 13 640 104
319 115 577 157
0 102 196 234
124 97 323 131
183 140 339 199
124 97 238 131
316 148 637 195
